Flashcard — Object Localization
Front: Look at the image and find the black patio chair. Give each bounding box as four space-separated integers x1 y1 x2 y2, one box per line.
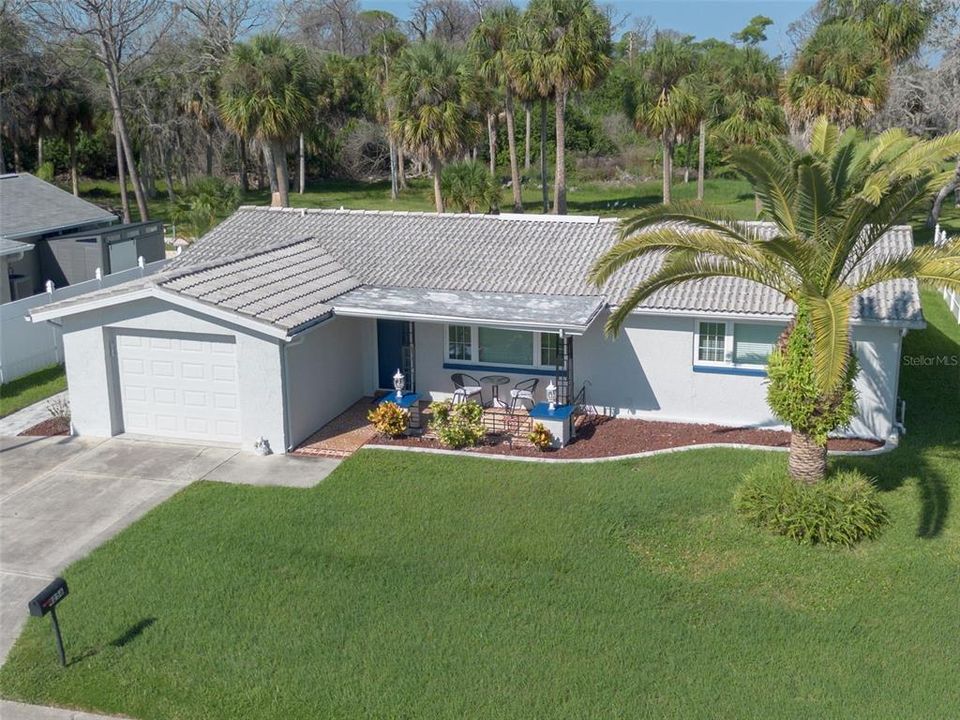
508 378 539 413
451 373 483 405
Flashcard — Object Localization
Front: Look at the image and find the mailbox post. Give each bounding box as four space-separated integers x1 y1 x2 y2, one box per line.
28 577 69 667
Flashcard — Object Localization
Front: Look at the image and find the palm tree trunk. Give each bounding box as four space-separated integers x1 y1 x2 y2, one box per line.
388 135 398 200
13 142 22 173
37 135 43 168
270 139 290 207
927 158 960 228
539 97 548 213
754 193 762 217
431 154 444 213
683 134 694 183
69 135 79 196
262 142 278 202
524 102 532 171
697 120 706 202
298 133 306 194
205 131 213 176
661 131 672 205
114 122 131 224
505 89 522 212
238 136 249 195
788 432 827 484
487 113 496 174
397 148 407 190
553 90 568 215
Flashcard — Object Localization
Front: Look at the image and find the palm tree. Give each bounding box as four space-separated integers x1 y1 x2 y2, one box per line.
440 160 500 213
508 20 551 212
390 41 480 213
628 35 701 205
470 4 523 212
590 119 960 483
522 0 611 214
219 35 315 208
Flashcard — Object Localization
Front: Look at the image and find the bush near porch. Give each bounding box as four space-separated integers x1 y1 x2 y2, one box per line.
0 290 957 719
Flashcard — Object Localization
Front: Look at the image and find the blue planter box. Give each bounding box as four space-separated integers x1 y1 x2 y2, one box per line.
377 392 420 410
529 403 574 447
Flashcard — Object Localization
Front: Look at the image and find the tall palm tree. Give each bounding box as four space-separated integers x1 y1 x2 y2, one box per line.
470 4 523 212
389 41 480 213
219 35 315 208
628 35 701 205
590 119 960 483
523 0 611 214
508 20 551 212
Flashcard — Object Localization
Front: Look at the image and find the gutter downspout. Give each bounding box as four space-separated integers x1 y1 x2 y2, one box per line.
280 333 309 453
893 327 908 436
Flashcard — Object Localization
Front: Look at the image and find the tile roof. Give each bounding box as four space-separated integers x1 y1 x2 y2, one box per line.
0 173 117 240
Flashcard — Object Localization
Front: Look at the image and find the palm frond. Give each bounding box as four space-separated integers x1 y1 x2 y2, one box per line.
807 290 854 394
852 243 960 293
730 145 798 234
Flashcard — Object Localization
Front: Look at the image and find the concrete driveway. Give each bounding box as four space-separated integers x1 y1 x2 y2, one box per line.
0 435 340 664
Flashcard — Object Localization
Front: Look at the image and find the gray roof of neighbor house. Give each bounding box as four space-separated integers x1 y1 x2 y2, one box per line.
29 207 925 334
0 173 116 241
0 237 34 257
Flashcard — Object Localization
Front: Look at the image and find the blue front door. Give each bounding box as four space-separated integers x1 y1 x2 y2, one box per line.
377 320 415 391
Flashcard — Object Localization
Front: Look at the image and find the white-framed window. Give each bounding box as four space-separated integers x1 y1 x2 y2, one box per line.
694 319 784 369
445 324 563 369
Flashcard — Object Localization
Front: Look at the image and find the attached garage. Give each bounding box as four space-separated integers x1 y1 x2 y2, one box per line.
114 331 241 443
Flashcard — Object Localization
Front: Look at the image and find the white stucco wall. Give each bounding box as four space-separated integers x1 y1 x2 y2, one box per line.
284 315 371 449
60 297 287 452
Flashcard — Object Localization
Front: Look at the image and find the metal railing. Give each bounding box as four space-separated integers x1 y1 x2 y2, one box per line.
934 224 960 323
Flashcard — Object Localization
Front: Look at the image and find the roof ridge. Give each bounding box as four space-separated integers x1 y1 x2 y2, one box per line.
232 205 625 224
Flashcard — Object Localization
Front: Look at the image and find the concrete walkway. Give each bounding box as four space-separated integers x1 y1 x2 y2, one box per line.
0 391 68 437
0 699 120 719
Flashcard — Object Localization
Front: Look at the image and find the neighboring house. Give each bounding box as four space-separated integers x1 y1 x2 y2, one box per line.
29 207 921 452
0 173 164 302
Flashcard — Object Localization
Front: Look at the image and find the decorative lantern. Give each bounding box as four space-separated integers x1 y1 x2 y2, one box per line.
545 381 557 411
393 368 405 399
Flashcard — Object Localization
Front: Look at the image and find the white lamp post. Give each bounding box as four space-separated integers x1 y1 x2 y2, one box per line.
546 381 557 411
393 368 405 400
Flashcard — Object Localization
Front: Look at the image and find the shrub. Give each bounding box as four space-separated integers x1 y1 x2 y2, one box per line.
735 462 888 546
429 400 485 448
528 422 554 451
173 176 241 239
45 396 71 434
367 402 410 438
36 161 56 182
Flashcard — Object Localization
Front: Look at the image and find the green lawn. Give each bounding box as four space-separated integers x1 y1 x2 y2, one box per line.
0 365 66 418
1 291 957 718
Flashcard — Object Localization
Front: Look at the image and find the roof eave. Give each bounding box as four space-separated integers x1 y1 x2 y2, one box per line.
331 305 595 335
2 215 118 242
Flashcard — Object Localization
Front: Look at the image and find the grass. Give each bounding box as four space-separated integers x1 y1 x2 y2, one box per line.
0 365 66 418
1 291 957 719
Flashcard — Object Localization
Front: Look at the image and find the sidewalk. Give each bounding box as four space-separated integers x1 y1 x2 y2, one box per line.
0 391 68 437
0 700 120 719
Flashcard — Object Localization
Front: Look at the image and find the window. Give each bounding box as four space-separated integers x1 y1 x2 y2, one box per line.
448 325 472 361
541 332 562 367
445 325 563 369
479 327 533 365
734 323 782 365
697 322 726 363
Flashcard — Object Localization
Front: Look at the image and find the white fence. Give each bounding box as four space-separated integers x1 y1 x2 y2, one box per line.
934 225 960 323
0 258 168 383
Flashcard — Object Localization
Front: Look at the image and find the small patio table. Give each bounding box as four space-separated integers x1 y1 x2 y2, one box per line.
480 374 511 408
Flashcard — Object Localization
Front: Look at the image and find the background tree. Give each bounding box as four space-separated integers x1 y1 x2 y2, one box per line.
591 119 960 483
390 41 479 212
219 34 315 207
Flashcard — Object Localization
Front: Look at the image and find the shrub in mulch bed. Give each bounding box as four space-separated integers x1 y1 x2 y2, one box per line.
19 417 71 436
369 415 883 459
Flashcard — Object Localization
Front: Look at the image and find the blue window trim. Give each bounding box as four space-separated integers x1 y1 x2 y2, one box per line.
693 364 767 377
443 362 564 377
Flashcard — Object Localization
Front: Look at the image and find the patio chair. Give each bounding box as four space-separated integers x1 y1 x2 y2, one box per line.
508 378 539 413
451 373 483 405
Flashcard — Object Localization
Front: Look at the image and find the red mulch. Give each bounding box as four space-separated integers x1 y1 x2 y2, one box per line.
18 418 70 437
371 415 883 459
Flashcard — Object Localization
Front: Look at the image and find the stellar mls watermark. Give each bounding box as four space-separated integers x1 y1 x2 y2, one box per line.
902 354 959 367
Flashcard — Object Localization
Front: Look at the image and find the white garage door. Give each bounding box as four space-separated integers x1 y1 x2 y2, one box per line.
115 332 241 443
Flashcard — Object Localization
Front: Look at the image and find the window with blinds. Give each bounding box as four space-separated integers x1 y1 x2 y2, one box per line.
733 324 783 365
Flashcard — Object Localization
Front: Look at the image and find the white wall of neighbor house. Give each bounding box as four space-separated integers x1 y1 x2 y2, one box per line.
575 310 903 440
284 315 370 449
59 297 287 451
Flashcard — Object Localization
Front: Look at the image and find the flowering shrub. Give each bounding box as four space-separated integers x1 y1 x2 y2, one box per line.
429 400 485 448
367 402 410 438
528 422 554 451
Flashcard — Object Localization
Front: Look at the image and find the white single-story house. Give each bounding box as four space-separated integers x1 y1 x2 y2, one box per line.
29 207 923 452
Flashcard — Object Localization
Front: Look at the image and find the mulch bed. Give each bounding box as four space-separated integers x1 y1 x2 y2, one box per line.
370 415 883 459
18 417 71 437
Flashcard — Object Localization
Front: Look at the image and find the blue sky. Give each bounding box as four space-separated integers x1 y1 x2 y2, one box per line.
362 1 817 56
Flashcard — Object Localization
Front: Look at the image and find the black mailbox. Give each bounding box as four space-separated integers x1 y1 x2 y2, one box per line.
28 577 69 617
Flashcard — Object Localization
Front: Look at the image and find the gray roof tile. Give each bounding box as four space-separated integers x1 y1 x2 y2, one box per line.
0 173 116 240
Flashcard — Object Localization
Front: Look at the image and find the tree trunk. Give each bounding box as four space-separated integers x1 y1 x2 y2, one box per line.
505 89 522 212
176 129 189 189
754 193 762 216
524 102 532 171
553 90 567 215
270 139 289 207
238 136 249 194
205 131 213 176
13 142 22 173
0 132 6 174
661 131 672 205
431 154 444 213
697 120 706 202
161 143 176 202
142 149 157 200
539 97 548 213
262 141 278 200
298 132 306 194
487 113 497 175
397 147 407 190
69 135 79 196
927 158 960 228
682 134 693 183
114 122 131 224
103 60 149 221
788 432 828 484
37 135 43 168
388 135 398 200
